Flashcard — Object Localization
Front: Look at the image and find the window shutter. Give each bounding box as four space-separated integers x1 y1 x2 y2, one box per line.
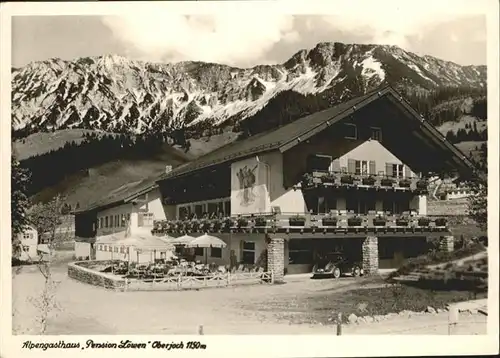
385 163 393 177
369 161 376 175
331 159 341 172
347 159 356 174
404 165 411 178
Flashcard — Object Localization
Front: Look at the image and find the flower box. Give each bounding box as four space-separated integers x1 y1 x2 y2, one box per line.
434 218 448 227
289 216 306 226
201 221 212 232
362 176 376 185
237 217 249 227
176 221 185 232
373 217 387 226
396 218 409 226
347 217 363 226
321 217 338 226
381 177 395 186
321 174 336 184
254 217 268 227
341 175 354 184
224 218 235 229
416 179 428 190
418 217 431 226
399 179 412 188
212 220 222 231
191 221 200 232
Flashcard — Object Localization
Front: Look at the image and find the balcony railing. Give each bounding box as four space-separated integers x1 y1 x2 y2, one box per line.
300 171 428 193
152 211 448 236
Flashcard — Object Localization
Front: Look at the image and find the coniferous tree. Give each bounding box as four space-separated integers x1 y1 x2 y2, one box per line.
11 153 31 257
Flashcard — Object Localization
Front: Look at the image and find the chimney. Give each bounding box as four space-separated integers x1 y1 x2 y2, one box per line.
165 165 172 174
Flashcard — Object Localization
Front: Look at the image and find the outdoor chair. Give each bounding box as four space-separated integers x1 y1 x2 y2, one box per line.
237 264 244 272
231 267 237 273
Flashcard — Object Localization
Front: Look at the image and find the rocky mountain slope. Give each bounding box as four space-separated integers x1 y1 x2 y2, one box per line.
12 42 487 135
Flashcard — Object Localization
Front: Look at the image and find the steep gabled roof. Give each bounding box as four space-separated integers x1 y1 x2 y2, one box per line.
157 85 476 182
73 176 159 214
158 89 380 181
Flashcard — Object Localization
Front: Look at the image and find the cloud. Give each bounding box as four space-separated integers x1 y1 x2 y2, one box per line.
101 13 296 67
100 1 487 66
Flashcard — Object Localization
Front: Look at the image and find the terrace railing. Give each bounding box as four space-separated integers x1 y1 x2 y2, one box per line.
124 271 274 291
301 171 428 193
152 211 449 236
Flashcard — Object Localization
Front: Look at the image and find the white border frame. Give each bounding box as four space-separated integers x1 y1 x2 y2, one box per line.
1 1 498 357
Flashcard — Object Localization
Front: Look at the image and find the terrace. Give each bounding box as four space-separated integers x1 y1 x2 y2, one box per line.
300 170 428 193
152 211 449 237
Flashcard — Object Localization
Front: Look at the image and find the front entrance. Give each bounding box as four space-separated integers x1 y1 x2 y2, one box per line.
286 238 364 275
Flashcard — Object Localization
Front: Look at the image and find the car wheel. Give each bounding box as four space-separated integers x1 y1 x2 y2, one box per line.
352 266 361 277
333 267 341 278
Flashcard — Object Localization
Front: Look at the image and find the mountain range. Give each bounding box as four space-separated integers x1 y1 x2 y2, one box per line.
12 42 487 135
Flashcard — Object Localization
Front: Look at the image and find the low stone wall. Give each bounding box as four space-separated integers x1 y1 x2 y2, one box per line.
67 261 126 291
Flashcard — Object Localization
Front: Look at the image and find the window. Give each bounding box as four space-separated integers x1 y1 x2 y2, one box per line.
139 212 154 227
390 164 404 178
194 247 204 256
211 247 222 258
208 203 218 216
344 123 357 139
105 216 109 228
194 204 203 218
358 196 376 214
110 216 113 228
114 246 119 253
23 245 30 252
383 199 393 213
370 127 382 141
315 196 337 214
394 198 410 214
178 206 190 220
115 215 119 227
119 246 125 254
23 233 32 240
100 218 104 229
242 241 255 264
224 201 231 216
355 160 368 175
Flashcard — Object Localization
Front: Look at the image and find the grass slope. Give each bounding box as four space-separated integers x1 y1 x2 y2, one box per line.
30 143 192 207
20 130 236 207
13 129 115 160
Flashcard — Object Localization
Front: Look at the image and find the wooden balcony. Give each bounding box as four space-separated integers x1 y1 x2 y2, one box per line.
300 171 428 194
151 211 449 237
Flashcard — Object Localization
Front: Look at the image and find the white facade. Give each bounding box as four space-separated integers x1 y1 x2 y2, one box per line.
96 187 166 237
18 226 38 261
76 186 168 260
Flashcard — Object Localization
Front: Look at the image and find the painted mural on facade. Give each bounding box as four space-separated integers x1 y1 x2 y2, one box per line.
231 157 270 215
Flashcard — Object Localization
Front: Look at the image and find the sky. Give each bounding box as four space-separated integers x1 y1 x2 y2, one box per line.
11 4 487 69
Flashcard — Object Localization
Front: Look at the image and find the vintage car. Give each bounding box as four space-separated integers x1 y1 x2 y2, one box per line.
311 252 364 279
